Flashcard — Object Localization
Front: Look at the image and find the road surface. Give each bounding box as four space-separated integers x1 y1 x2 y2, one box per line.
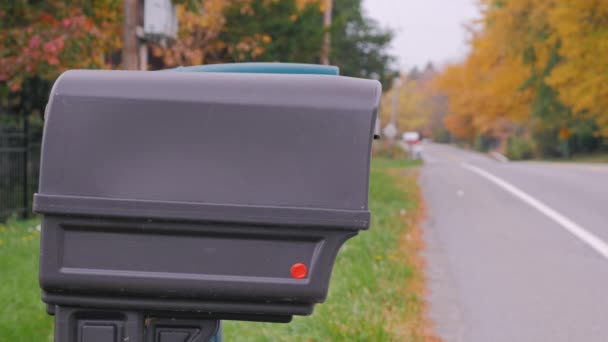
420 143 608 342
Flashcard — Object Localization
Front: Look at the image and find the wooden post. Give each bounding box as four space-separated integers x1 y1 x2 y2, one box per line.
320 0 333 65
139 43 148 71
391 78 401 127
22 116 29 218
138 0 148 70
123 0 139 70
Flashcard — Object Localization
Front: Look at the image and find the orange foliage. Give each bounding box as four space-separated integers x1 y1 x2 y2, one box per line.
379 75 437 134
0 1 121 91
546 1 608 135
151 0 234 67
2 0 320 90
436 0 608 140
435 0 540 140
152 0 321 67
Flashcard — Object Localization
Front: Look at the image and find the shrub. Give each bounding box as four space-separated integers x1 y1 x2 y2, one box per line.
506 136 535 160
372 140 408 159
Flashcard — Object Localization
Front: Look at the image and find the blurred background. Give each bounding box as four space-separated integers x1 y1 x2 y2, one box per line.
0 2 417 340
1 0 401 220
2 1 608 340
3 0 608 220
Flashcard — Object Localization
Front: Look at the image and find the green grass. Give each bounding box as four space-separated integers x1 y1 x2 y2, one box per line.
541 151 608 163
565 153 608 163
0 157 423 341
0 217 53 341
223 158 424 341
370 157 423 169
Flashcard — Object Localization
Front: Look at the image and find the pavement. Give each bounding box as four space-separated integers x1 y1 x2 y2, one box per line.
420 143 608 342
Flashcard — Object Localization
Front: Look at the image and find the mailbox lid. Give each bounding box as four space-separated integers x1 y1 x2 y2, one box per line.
35 70 380 228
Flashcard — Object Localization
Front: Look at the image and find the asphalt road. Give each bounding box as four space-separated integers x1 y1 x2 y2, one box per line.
420 143 608 342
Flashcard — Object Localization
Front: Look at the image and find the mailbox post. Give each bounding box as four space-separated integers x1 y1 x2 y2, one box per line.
34 63 381 342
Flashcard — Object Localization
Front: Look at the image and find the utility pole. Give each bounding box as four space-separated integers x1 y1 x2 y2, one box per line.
139 40 148 70
381 77 400 146
320 0 332 65
137 0 148 70
123 0 139 70
391 77 401 127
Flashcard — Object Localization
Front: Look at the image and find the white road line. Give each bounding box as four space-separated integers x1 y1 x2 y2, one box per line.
462 162 608 260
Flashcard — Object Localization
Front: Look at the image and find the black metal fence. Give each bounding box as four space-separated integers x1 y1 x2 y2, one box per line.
0 120 41 220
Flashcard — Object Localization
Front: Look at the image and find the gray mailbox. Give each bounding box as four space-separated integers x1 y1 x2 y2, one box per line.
34 66 381 341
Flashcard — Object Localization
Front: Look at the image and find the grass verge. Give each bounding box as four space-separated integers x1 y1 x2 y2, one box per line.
0 157 434 341
561 153 608 163
0 217 53 341
224 157 434 341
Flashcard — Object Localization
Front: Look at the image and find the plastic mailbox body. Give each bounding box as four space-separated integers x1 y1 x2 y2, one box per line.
34 64 381 340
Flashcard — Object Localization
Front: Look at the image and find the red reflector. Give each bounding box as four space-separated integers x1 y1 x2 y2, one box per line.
290 263 308 279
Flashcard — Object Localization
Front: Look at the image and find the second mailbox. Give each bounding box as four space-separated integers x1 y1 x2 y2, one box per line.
35 67 381 322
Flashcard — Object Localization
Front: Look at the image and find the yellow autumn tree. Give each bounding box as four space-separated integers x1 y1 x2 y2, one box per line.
546 1 608 136
437 0 608 155
436 0 557 144
433 63 476 140
379 75 434 134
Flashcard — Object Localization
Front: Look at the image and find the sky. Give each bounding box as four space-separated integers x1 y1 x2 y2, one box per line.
362 0 480 70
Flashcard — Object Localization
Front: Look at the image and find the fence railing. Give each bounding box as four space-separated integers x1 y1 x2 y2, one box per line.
0 121 41 221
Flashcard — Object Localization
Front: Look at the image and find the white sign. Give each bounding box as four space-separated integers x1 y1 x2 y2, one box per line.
403 131 420 143
144 0 178 40
383 123 398 140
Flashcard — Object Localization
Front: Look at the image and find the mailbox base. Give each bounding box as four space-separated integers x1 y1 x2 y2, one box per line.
51 305 221 342
43 292 297 323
